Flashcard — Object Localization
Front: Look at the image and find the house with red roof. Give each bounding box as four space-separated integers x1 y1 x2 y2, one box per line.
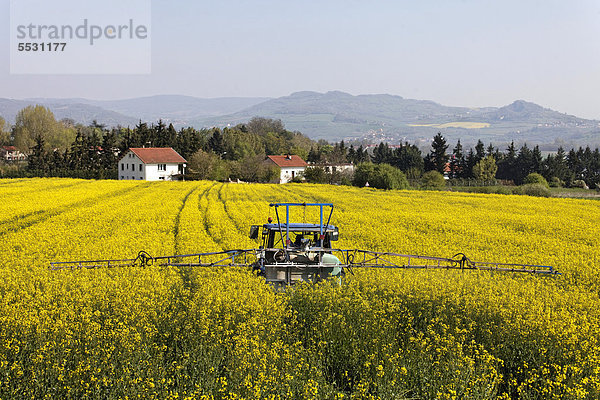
265 155 307 183
0 146 27 162
119 148 187 181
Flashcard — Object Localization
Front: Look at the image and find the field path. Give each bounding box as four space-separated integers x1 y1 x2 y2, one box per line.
172 186 200 255
172 181 222 255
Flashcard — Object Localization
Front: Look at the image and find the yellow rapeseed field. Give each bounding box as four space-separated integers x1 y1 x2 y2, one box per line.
408 122 491 129
1 178 599 399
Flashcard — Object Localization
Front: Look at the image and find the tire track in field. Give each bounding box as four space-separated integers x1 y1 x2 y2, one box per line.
196 182 221 248
0 179 28 186
229 184 274 227
203 183 233 247
278 184 346 210
0 182 152 236
275 184 318 203
173 186 199 255
0 181 93 224
0 179 89 200
202 183 251 249
217 183 249 235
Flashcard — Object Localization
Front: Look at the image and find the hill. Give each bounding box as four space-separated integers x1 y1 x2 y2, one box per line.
0 98 138 127
201 92 600 147
0 95 270 128
1 92 599 148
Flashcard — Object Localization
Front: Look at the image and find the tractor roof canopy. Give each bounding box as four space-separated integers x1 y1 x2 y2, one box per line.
262 223 338 233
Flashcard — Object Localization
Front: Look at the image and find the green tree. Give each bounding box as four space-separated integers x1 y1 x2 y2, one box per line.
464 148 477 179
27 135 48 173
427 133 449 174
421 170 446 190
532 145 543 173
223 128 262 160
449 140 465 179
13 105 74 152
176 127 207 159
207 128 226 157
370 164 409 190
0 116 10 145
188 149 229 181
246 117 285 136
303 166 328 184
100 130 119 170
523 172 549 187
473 155 498 181
497 141 517 181
352 163 375 187
371 142 392 164
307 147 321 163
541 147 569 184
474 140 485 163
231 154 280 183
352 163 408 190
392 143 424 174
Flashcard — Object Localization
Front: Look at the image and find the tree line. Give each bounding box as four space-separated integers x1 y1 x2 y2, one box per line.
2 105 600 189
0 106 313 181
304 132 600 189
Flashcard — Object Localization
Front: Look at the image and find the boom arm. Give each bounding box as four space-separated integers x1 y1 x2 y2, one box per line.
49 248 560 275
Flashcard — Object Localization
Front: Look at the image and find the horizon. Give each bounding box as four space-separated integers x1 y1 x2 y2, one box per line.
0 90 590 121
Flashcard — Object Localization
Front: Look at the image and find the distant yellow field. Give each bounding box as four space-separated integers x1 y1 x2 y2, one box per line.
409 121 490 129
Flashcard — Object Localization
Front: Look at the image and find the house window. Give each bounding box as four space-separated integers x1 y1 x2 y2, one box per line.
121 176 124 179
292 171 295 178
158 164 166 171
139 164 142 171
121 163 124 171
126 164 129 170
159 176 165 180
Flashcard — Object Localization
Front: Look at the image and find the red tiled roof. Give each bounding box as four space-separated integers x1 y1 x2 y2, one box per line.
2 146 17 151
128 148 187 164
267 155 307 168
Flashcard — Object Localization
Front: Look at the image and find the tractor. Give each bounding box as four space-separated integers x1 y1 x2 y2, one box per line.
50 202 560 283
248 203 343 286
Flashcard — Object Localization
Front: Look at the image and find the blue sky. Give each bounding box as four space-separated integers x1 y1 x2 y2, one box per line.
2 0 600 119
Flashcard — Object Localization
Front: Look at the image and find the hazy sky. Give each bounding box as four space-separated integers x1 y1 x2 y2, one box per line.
2 0 600 119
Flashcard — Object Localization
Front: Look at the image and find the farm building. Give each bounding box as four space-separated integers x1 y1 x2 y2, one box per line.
0 146 27 162
119 147 187 181
266 155 307 184
311 162 354 174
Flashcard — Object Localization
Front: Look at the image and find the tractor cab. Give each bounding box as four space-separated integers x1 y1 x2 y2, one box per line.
250 223 339 256
248 203 343 286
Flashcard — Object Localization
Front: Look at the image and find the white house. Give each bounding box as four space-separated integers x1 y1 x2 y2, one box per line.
266 155 307 184
0 146 27 162
118 147 187 181
311 162 354 174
